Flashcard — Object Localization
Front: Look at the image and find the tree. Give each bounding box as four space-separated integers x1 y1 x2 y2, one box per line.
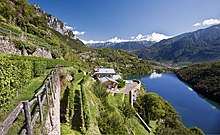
117 78 125 88
0 3 15 22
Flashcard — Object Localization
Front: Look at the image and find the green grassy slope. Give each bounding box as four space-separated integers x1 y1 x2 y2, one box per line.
60 68 150 134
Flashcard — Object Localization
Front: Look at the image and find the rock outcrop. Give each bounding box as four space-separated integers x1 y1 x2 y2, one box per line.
0 38 21 55
0 38 52 58
32 48 52 58
32 4 75 38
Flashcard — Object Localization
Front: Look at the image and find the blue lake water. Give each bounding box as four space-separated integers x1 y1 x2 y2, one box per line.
131 73 220 134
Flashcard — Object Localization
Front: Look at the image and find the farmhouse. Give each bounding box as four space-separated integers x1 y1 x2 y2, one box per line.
93 68 116 78
99 77 118 90
92 68 121 90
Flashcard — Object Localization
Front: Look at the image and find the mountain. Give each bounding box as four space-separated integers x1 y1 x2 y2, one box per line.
32 4 75 38
135 25 220 63
87 40 155 51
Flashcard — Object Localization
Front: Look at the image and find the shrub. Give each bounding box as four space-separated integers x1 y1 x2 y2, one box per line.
0 53 72 109
0 22 22 34
33 61 46 77
0 15 6 23
117 78 125 89
26 23 47 38
0 55 33 110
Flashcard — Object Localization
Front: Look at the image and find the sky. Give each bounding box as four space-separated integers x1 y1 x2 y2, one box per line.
28 0 220 44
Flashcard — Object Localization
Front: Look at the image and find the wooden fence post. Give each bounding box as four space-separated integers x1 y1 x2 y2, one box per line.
23 101 32 135
49 79 55 107
46 83 54 127
51 75 56 100
37 95 44 125
46 84 49 106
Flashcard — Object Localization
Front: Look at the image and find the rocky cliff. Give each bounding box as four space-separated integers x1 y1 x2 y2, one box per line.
32 4 75 38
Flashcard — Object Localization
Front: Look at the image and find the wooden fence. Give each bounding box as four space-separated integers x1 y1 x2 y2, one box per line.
0 65 61 135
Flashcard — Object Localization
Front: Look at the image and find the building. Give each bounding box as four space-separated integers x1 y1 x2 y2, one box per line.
93 68 116 79
99 77 118 90
92 68 121 90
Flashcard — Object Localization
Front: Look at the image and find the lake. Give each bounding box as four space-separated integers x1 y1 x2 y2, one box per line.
130 73 220 134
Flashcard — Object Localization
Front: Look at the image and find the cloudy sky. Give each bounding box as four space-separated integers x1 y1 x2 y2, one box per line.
28 0 220 43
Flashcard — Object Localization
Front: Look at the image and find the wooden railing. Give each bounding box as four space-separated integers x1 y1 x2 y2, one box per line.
0 65 61 135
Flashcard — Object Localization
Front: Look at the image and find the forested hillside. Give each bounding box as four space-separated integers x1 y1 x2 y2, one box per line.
135 91 204 135
175 62 220 103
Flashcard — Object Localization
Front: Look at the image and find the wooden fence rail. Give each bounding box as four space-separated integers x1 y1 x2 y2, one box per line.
0 65 61 135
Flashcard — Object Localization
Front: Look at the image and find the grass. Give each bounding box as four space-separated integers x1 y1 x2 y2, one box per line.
148 120 158 133
60 71 85 134
0 76 46 121
108 91 152 134
0 69 52 134
81 77 101 134
61 123 82 135
60 71 151 135
60 73 102 134
63 66 77 72
128 117 153 135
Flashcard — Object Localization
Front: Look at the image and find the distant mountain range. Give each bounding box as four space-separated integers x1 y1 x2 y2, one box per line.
87 25 220 64
86 41 155 51
135 24 220 63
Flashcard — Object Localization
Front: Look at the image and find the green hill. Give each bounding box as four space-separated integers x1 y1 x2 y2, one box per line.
175 62 220 103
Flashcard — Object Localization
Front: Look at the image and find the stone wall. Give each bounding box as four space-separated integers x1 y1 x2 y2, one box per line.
0 39 52 58
32 48 52 58
0 38 21 55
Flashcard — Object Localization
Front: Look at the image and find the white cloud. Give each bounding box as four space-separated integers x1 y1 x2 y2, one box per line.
193 23 201 27
107 37 130 43
65 25 74 31
193 18 220 27
72 31 85 36
81 39 104 44
131 33 172 42
82 32 171 44
64 24 84 36
203 19 220 26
